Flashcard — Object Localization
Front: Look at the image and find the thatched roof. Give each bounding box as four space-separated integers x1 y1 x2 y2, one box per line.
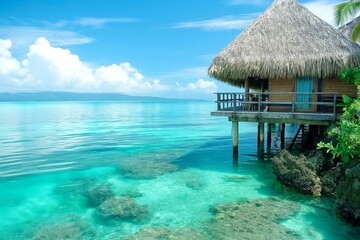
338 16 360 42
208 0 360 88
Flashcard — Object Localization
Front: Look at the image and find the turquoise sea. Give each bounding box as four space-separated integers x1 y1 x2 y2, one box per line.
0 100 359 239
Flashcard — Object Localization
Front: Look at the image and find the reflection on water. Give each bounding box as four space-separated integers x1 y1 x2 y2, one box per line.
0 101 359 239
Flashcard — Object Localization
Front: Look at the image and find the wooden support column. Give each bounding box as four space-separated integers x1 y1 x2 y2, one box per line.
258 122 265 159
301 124 305 145
245 78 249 110
267 123 272 150
280 123 285 149
232 120 239 156
245 78 249 100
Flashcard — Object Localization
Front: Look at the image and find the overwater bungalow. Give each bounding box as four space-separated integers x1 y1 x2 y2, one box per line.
208 0 360 157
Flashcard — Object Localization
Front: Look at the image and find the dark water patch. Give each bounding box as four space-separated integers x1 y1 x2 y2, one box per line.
119 160 178 179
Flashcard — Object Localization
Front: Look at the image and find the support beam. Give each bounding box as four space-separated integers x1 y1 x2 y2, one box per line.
288 124 303 150
261 79 265 101
245 78 250 110
280 123 285 149
245 78 249 101
267 123 272 150
232 120 239 156
301 124 305 145
258 122 265 159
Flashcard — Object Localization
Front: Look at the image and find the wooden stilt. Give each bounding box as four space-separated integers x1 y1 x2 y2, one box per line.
245 78 249 110
267 123 272 150
280 123 285 149
258 122 265 159
261 79 265 101
288 124 303 150
232 120 239 156
233 155 239 167
301 124 305 145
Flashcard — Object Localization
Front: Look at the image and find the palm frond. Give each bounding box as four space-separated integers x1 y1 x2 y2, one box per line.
351 18 360 40
334 1 360 26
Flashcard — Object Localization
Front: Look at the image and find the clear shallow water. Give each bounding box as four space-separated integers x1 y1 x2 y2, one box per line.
0 100 359 239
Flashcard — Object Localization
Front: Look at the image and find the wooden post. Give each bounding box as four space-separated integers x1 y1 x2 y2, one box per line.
245 78 249 110
280 123 285 149
267 123 272 150
232 120 239 156
301 124 305 145
261 79 265 101
245 78 249 100
258 122 264 159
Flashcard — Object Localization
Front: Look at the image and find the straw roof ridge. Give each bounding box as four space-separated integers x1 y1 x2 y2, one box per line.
338 16 360 42
208 0 360 87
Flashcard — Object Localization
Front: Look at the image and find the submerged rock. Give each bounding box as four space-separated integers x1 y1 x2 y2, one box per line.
86 184 114 207
123 188 143 198
97 196 148 221
272 150 322 196
120 160 178 179
320 165 344 195
185 179 206 190
32 215 95 240
208 197 301 240
307 150 335 174
335 163 360 225
124 227 206 240
223 175 252 182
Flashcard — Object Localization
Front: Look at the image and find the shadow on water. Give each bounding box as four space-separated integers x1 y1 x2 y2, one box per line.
172 136 268 170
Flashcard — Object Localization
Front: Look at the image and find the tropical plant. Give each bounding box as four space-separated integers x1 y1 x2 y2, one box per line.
317 67 360 163
335 0 360 41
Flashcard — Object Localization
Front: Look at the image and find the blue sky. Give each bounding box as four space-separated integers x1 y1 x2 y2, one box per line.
0 0 342 99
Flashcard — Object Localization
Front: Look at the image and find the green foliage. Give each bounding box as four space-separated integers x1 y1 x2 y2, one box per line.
317 68 360 163
334 0 360 41
339 67 360 84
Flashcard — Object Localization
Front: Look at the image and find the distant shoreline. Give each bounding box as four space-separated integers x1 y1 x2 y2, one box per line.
0 92 210 102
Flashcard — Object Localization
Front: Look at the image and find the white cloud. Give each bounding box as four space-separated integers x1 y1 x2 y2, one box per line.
95 63 169 93
303 0 341 26
0 37 169 94
0 26 93 50
73 17 139 28
173 15 257 31
177 79 218 93
0 39 27 89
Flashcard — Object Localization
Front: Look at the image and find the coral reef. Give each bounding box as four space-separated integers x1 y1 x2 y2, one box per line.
32 215 95 240
86 184 114 207
120 160 178 179
97 196 148 222
208 197 301 240
124 227 206 240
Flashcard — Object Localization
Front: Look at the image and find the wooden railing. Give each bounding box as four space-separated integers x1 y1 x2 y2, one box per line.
215 92 338 118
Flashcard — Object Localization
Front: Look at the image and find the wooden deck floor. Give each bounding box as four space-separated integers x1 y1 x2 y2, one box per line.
212 92 338 125
211 110 336 125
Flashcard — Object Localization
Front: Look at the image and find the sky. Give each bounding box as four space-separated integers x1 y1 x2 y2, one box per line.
0 0 343 99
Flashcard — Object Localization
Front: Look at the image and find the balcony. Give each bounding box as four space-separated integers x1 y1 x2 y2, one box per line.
211 92 339 125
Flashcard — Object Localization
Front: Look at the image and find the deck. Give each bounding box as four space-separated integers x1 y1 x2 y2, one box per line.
211 92 338 125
